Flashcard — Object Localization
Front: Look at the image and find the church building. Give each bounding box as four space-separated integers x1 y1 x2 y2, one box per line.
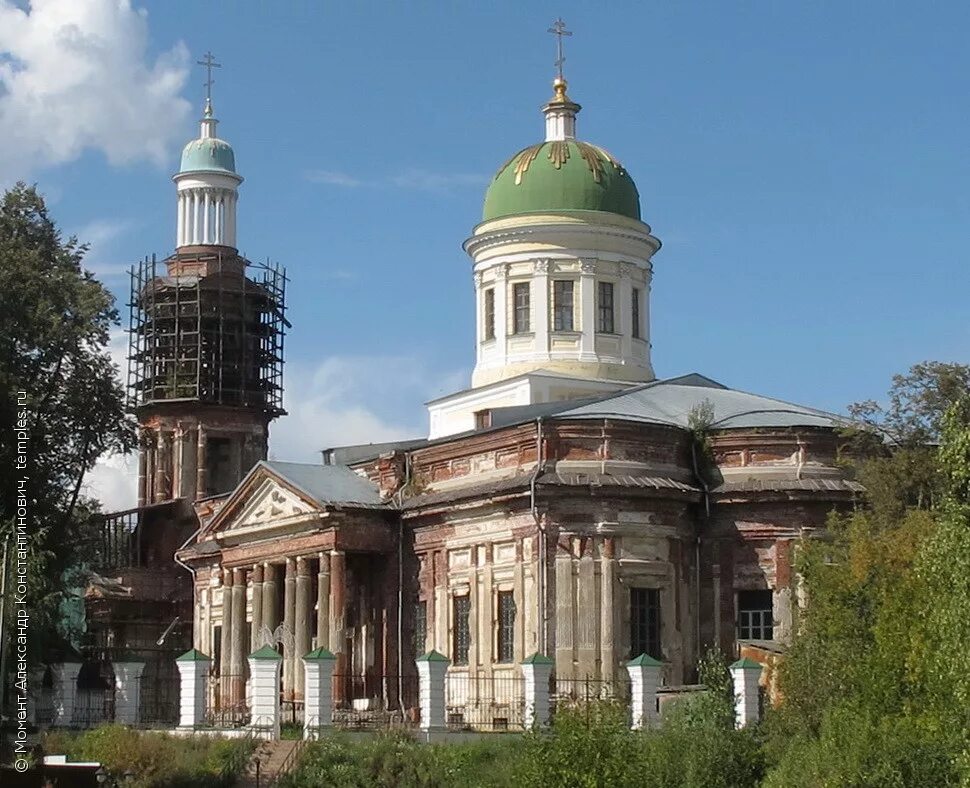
170 52 861 720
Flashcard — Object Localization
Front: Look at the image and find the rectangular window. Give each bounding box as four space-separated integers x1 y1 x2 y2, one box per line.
737 590 774 641
483 288 495 341
630 588 661 660
497 590 516 663
553 280 575 331
597 281 615 333
453 595 471 666
414 601 427 656
513 282 530 334
631 288 641 339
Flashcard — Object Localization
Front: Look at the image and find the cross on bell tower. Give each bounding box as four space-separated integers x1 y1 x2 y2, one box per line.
197 50 221 105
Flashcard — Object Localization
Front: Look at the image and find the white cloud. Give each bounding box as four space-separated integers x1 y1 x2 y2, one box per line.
304 169 363 188
85 451 138 512
304 167 486 193
0 0 191 182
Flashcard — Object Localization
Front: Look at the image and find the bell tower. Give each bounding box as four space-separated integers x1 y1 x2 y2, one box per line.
128 54 287 505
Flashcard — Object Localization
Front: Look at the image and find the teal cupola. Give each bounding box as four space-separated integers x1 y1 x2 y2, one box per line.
173 92 243 249
179 100 237 175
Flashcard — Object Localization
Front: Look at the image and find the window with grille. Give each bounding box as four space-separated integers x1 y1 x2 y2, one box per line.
497 591 516 663
632 288 641 339
414 600 427 656
630 588 661 660
484 289 495 340
737 590 774 640
453 595 470 666
553 280 574 331
513 282 530 334
597 281 615 333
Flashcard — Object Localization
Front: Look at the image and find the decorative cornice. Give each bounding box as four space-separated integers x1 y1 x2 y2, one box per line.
580 258 597 274
534 258 551 274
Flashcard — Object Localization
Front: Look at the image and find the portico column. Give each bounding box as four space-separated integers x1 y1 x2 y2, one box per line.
262 562 278 634
579 259 597 360
330 550 347 704
251 563 264 651
192 191 201 245
533 259 550 357
282 558 296 701
219 568 234 709
230 567 247 704
316 552 330 651
600 537 616 680
294 557 311 700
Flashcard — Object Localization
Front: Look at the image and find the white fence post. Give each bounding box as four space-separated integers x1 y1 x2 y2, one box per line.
175 649 210 730
627 653 662 729
52 662 82 727
302 647 336 740
416 650 449 732
248 645 282 739
730 657 763 728
521 653 554 729
113 660 146 726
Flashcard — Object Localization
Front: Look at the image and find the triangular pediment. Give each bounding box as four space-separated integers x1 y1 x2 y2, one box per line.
226 477 318 532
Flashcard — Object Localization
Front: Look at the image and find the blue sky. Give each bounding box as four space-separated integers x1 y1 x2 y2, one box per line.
2 1 968 507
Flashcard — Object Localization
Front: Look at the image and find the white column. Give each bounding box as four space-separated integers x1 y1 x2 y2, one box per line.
627 654 662 729
579 259 597 360
176 193 184 247
473 271 484 347
493 265 508 368
176 649 209 729
619 267 633 362
52 662 82 727
521 653 553 729
113 661 146 726
202 190 211 245
533 260 550 359
213 192 221 244
730 658 763 728
248 645 283 739
227 192 237 248
192 191 201 245
416 651 449 732
302 647 336 739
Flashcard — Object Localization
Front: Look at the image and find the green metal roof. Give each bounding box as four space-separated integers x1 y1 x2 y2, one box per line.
416 650 450 663
730 657 763 670
483 140 640 221
522 652 555 665
303 647 336 661
176 648 211 662
248 645 283 661
627 653 663 667
180 137 236 174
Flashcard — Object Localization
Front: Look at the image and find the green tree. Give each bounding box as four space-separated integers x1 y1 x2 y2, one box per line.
0 184 133 668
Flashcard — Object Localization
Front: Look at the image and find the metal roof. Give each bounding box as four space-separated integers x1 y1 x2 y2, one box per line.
482 373 848 432
261 460 385 507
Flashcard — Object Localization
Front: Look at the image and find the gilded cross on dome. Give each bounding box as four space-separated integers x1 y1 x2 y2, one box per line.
547 18 572 81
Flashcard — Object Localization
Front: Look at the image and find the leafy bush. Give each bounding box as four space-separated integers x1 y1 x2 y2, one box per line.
42 725 254 788
279 731 522 788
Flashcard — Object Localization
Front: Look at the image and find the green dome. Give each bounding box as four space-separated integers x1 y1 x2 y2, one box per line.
179 137 236 175
483 140 640 221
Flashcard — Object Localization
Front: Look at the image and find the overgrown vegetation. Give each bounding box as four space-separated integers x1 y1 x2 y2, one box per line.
42 725 254 788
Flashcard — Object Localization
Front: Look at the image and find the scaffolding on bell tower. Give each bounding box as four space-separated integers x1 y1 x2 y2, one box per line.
127 248 287 416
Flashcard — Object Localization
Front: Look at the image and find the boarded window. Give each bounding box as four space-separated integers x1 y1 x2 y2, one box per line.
630 587 661 660
737 590 774 640
484 288 495 340
453 595 471 666
513 282 530 334
553 280 574 331
598 281 615 333
632 287 641 339
497 591 516 663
